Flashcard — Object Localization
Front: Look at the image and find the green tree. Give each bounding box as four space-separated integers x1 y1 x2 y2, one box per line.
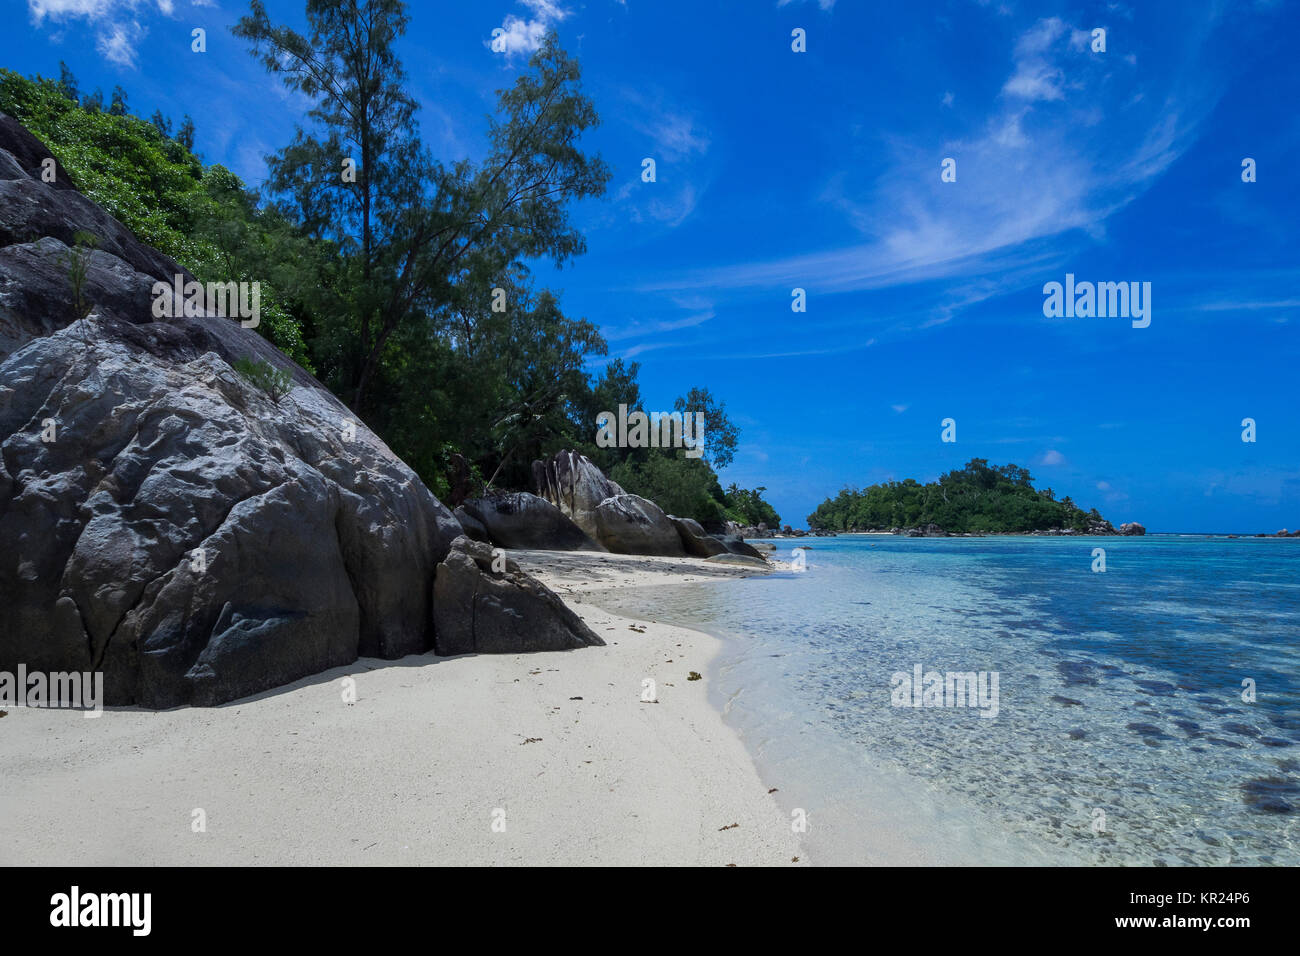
57 61 78 103
673 385 739 470
149 110 172 137
610 455 725 524
807 459 1108 533
235 3 610 416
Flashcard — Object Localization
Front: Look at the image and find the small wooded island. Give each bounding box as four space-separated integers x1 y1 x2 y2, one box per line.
807 459 1143 535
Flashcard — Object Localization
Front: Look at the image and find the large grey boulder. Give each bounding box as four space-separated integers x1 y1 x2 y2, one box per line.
0 319 462 707
0 112 599 707
433 537 604 655
1119 522 1146 536
452 505 491 543
595 494 686 556
459 492 604 552
669 515 728 558
717 534 765 559
532 450 624 539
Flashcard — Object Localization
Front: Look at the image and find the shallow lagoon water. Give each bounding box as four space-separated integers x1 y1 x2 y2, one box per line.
589 535 1300 865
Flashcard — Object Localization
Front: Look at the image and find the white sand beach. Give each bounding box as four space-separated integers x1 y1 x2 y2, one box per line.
0 552 804 866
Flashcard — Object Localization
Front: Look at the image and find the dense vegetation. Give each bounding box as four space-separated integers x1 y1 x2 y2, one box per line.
807 459 1109 533
0 3 777 529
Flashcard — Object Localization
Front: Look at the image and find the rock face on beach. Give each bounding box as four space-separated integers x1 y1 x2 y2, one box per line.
669 515 728 558
0 113 600 707
0 310 458 708
533 450 624 539
458 492 604 551
716 534 765 559
433 537 604 655
531 449 760 559
594 493 687 556
1119 522 1146 536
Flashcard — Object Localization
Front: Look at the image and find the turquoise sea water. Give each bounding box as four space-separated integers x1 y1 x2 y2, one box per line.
590 535 1300 865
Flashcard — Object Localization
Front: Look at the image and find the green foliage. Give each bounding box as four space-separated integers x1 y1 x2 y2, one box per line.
807 459 1108 533
234 11 612 422
606 454 780 528
673 386 738 470
233 357 293 403
720 483 781 529
610 454 727 525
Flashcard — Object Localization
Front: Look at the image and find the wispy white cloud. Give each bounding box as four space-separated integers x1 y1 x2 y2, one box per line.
1195 299 1300 311
602 307 715 341
708 339 875 361
97 20 145 68
617 341 672 359
26 0 175 70
29 0 113 21
607 91 711 230
626 102 710 162
637 11 1220 315
1003 17 1068 101
488 0 569 58
612 179 699 228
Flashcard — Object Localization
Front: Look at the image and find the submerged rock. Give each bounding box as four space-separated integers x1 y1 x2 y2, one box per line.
705 553 769 569
1241 776 1299 814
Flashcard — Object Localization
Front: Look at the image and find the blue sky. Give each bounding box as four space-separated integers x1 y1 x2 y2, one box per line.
7 0 1299 532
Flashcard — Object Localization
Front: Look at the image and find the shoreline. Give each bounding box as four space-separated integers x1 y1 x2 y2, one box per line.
566 554 1067 866
0 551 804 867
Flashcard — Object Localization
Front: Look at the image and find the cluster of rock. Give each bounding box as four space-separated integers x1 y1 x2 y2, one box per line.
1257 529 1300 538
827 521 1145 537
1020 521 1144 536
0 113 601 708
451 450 768 567
748 523 836 539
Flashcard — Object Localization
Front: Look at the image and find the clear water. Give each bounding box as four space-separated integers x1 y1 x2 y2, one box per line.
589 535 1300 865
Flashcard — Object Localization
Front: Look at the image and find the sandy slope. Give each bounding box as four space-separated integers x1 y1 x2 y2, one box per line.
0 551 804 866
